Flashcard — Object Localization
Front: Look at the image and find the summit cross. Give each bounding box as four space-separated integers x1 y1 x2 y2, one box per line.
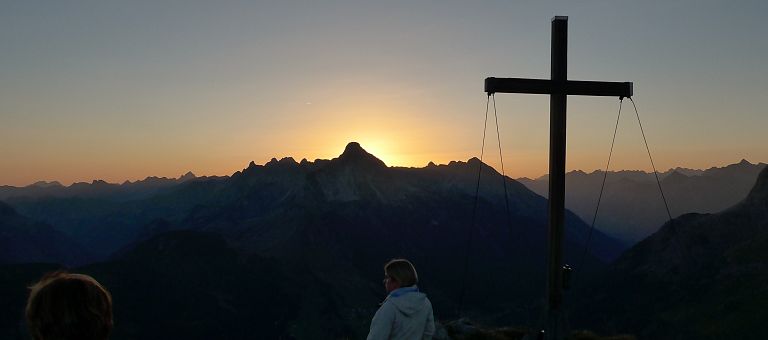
484 16 633 340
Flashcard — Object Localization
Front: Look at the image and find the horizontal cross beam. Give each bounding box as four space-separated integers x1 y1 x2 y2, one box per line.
485 77 633 98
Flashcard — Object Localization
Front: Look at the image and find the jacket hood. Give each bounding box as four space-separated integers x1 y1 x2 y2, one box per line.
386 286 430 316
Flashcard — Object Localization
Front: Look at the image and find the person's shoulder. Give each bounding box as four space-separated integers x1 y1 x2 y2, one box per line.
414 292 433 310
378 298 397 312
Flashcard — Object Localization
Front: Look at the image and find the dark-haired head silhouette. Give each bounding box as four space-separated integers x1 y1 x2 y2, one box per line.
26 271 113 340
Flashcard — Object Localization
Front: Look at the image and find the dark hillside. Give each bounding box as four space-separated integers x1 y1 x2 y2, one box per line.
575 167 768 339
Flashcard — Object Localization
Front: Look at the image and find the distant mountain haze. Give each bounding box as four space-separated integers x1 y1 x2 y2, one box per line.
574 165 768 339
517 159 766 246
0 171 199 201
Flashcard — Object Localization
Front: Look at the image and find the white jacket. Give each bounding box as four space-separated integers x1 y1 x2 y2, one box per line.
367 286 435 340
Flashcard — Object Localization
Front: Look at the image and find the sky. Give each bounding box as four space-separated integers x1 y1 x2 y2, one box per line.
2 0 767 186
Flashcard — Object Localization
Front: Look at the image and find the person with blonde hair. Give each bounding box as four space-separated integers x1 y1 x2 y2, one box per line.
26 271 113 340
367 258 435 340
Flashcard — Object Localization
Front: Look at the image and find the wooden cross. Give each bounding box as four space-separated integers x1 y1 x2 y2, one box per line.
484 16 632 339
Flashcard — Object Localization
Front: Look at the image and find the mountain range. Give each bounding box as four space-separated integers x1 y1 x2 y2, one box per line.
517 160 766 246
2 143 766 339
0 142 620 339
0 171 199 202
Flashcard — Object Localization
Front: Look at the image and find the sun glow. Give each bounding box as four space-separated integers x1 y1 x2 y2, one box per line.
350 138 401 166
306 102 426 168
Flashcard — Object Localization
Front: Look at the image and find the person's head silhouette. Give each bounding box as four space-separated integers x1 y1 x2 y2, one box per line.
383 258 418 293
26 271 113 340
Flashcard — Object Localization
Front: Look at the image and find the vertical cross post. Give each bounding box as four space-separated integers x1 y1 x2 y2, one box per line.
483 15 632 340
548 13 567 322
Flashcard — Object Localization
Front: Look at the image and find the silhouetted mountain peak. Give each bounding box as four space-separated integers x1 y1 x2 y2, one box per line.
340 142 365 157
464 157 503 176
719 159 754 171
668 166 704 177
335 142 386 168
28 181 63 188
235 161 261 177
179 171 196 181
266 157 298 166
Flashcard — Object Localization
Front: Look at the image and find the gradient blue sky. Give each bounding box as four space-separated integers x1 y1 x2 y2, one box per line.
2 0 767 185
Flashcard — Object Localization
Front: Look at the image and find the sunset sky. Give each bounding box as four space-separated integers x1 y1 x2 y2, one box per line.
2 1 767 186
